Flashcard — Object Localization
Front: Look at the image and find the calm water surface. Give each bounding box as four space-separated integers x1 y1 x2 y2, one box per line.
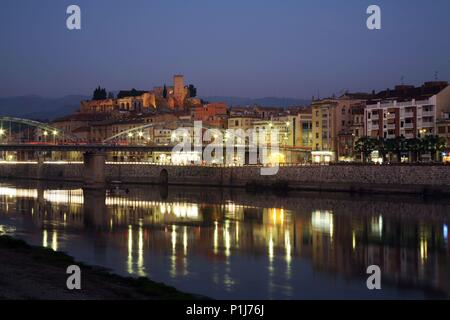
0 180 449 299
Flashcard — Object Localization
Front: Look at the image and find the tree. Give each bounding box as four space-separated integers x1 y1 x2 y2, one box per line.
393 136 407 162
162 84 167 98
422 135 447 161
405 138 421 162
376 138 388 163
92 86 107 100
355 137 378 163
188 84 197 98
384 138 397 163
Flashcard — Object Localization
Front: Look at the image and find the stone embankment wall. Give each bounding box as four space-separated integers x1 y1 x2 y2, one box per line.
0 163 449 195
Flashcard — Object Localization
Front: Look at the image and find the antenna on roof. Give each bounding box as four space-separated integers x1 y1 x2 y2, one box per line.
400 75 404 85
434 71 439 81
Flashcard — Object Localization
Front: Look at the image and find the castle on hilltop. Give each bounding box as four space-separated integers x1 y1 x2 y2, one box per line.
80 75 201 113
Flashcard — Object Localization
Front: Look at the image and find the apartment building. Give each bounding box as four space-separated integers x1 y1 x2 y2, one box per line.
438 119 450 143
272 108 313 149
311 95 368 161
365 82 450 139
337 103 365 161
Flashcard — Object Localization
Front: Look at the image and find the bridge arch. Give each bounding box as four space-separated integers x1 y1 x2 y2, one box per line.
102 121 227 145
0 116 80 142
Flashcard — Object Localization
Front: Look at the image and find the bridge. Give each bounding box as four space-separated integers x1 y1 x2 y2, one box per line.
0 143 178 153
0 116 310 188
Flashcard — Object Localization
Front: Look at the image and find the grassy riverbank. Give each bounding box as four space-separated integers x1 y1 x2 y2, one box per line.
0 235 199 300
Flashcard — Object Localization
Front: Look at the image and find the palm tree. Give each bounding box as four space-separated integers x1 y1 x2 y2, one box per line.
393 136 407 162
384 138 397 163
405 138 421 162
376 137 388 163
355 137 377 163
422 135 447 161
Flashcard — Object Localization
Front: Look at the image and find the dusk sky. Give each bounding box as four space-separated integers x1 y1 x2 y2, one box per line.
1 0 450 98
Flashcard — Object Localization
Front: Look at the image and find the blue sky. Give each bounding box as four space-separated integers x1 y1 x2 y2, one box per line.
1 0 449 98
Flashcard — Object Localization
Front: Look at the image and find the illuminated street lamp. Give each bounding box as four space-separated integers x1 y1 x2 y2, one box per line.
52 130 58 144
138 131 144 138
0 128 4 136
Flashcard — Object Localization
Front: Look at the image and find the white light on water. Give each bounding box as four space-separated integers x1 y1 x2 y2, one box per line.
311 210 334 237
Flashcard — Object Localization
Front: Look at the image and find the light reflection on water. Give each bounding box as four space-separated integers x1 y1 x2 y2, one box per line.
0 181 449 300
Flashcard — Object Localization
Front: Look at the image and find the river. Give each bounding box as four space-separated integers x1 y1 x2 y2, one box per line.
0 179 448 299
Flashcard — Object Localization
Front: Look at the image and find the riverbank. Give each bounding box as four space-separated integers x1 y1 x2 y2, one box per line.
0 162 449 195
0 235 198 300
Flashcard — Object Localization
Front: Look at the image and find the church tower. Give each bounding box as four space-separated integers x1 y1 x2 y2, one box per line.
173 75 185 105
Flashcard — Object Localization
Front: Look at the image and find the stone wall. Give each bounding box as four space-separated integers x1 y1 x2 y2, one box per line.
0 163 449 195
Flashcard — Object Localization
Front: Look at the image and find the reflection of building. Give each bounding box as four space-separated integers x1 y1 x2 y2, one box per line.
2 183 450 298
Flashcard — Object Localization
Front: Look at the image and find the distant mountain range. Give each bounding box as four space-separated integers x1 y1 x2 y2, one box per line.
202 96 310 108
0 94 310 121
0 95 89 121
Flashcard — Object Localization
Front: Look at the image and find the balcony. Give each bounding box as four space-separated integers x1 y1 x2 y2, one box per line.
404 112 414 118
387 113 396 119
387 124 396 130
422 122 435 127
404 123 414 129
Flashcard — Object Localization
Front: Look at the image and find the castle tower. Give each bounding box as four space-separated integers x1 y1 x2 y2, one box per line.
173 75 185 105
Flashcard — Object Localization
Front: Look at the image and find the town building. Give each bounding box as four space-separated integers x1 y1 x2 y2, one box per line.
80 75 200 114
192 103 228 128
365 81 450 139
311 95 368 162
